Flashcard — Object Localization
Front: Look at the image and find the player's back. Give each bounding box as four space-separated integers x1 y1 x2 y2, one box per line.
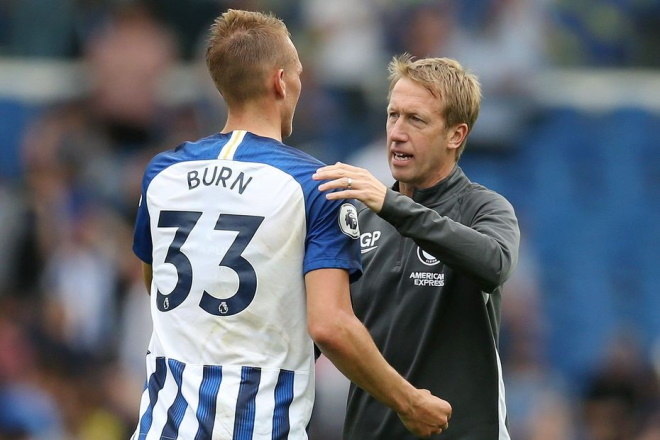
131 131 360 439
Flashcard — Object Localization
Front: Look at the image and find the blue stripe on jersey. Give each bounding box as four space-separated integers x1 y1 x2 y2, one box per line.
194 365 223 440
160 358 188 439
233 366 262 440
272 370 295 440
138 357 167 437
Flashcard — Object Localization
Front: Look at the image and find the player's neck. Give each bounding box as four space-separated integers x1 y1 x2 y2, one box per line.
222 102 283 142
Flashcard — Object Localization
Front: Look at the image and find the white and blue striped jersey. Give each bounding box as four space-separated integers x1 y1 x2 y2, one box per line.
132 130 361 440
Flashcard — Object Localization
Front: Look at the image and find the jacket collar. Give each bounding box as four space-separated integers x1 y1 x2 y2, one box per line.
392 166 471 205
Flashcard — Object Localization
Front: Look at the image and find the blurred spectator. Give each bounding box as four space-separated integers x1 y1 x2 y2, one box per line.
300 0 387 161
116 268 152 386
144 0 221 60
10 1 183 341
387 0 548 152
548 0 660 67
500 239 577 440
0 186 28 293
287 66 349 163
450 0 549 151
83 2 179 155
636 335 660 439
2 0 77 57
40 205 120 354
345 135 392 186
0 3 202 438
631 1 660 67
0 298 65 440
384 1 457 57
579 331 659 440
0 98 38 181
114 261 153 429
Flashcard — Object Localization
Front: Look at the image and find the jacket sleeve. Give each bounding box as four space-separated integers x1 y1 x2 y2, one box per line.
378 187 520 292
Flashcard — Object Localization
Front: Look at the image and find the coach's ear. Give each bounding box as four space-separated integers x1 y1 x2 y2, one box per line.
447 123 468 152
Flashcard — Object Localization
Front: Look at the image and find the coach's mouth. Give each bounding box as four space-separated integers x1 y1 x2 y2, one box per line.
391 150 413 164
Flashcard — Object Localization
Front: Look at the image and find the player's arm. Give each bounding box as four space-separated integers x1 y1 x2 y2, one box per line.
142 263 152 294
305 268 451 437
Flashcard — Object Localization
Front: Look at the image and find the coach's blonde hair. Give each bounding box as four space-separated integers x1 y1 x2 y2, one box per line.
388 54 481 160
206 9 294 104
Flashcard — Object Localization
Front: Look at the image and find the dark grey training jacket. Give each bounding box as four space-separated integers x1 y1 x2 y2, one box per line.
344 166 520 440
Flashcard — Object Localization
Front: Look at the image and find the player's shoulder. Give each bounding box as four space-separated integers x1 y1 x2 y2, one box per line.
142 133 228 176
236 133 325 182
147 133 224 169
150 133 228 166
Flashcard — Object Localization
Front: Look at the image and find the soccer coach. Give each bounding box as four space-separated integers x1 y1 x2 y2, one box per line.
314 54 520 439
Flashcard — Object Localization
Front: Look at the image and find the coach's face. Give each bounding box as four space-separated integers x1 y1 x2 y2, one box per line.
386 77 463 197
281 38 302 139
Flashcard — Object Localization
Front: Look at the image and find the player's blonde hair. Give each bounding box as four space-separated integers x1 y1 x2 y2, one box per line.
206 9 295 104
388 54 481 160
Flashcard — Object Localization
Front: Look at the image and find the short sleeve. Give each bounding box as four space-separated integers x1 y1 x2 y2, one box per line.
303 185 362 282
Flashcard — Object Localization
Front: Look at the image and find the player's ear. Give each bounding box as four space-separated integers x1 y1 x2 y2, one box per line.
273 68 286 99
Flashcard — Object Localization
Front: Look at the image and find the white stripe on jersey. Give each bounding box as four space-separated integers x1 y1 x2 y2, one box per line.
218 130 247 160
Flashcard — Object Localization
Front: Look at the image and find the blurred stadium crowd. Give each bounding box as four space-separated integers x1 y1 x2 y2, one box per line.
0 0 658 439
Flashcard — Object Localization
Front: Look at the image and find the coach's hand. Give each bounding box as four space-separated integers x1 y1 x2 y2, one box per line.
398 389 452 438
313 162 388 213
